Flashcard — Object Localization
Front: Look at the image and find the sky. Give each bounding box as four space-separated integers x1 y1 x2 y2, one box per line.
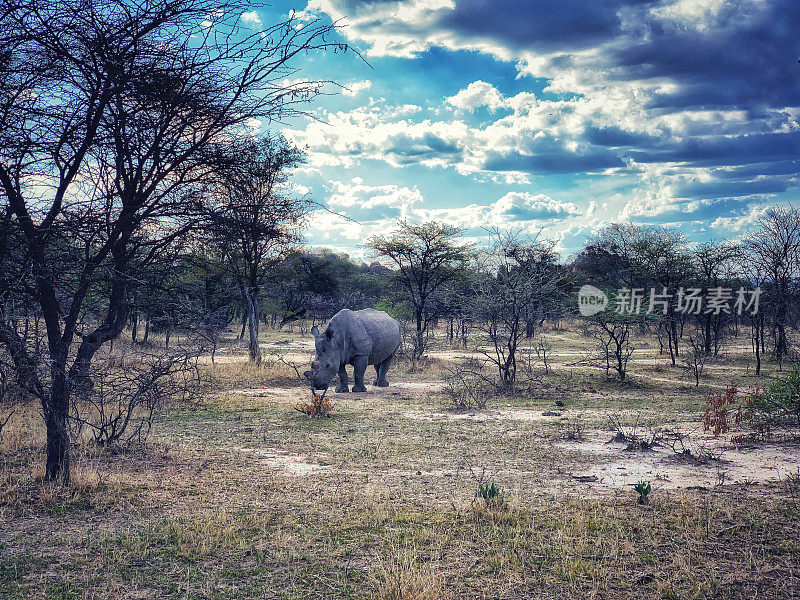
244 0 800 261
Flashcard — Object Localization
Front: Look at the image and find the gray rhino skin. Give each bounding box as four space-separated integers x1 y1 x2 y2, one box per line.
304 309 401 392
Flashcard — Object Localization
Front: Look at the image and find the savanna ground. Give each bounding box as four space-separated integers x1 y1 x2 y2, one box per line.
2 324 799 599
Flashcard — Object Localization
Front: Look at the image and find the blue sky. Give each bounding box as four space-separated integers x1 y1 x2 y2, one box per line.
243 0 800 260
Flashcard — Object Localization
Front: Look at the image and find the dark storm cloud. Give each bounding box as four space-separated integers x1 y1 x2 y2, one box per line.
616 0 800 111
434 0 800 111
439 0 659 53
312 0 800 201
710 162 800 179
627 132 800 167
673 178 789 200
484 149 625 174
586 125 663 148
384 132 462 163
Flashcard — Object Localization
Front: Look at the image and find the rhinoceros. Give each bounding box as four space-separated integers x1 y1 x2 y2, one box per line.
304 308 401 392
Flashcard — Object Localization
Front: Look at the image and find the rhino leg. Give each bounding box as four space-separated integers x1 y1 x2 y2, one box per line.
335 364 349 393
373 354 393 387
351 355 368 393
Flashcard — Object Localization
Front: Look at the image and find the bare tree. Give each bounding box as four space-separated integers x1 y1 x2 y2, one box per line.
0 0 343 482
588 313 635 381
694 241 738 356
684 335 707 387
736 243 768 375
473 230 562 390
744 206 800 367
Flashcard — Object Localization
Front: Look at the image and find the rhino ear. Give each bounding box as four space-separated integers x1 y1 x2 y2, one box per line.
311 325 319 337
325 328 334 340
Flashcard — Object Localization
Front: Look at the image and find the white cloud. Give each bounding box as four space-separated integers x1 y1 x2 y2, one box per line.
326 180 423 218
245 117 262 132
342 80 372 97
241 11 262 26
710 205 770 233
305 0 456 58
489 192 580 221
652 0 726 27
307 181 582 243
446 81 506 112
293 0 794 254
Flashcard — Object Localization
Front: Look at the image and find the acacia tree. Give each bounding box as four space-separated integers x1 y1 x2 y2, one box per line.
366 221 473 358
736 246 768 376
579 224 691 365
205 136 308 363
0 0 342 482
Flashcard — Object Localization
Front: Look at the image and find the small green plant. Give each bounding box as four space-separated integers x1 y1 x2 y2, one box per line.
750 365 800 429
476 480 503 504
634 480 652 504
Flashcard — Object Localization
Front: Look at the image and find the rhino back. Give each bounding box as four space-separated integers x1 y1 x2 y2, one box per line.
353 309 401 365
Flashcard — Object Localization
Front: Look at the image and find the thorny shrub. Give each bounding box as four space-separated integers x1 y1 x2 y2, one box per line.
71 350 202 448
753 364 800 429
441 359 493 411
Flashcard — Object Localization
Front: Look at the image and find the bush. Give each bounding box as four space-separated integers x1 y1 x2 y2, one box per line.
71 350 201 447
441 360 493 410
752 364 800 429
703 384 739 437
702 384 774 443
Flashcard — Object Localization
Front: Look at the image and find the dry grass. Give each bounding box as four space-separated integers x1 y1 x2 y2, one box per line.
371 552 452 600
1 325 799 599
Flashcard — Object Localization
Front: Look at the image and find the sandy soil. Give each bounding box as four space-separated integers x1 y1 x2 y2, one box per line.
561 430 800 490
233 447 332 476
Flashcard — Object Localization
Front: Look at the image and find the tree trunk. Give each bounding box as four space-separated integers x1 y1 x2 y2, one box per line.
415 309 424 358
754 323 761 376
143 318 150 343
44 354 71 483
667 322 676 366
131 313 138 343
44 400 70 483
776 320 787 366
244 286 261 364
525 320 534 338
